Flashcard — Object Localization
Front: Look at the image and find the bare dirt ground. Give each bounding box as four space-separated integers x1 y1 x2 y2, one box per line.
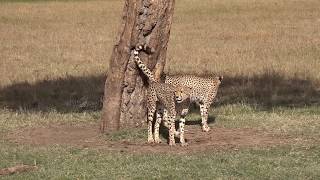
6 123 294 154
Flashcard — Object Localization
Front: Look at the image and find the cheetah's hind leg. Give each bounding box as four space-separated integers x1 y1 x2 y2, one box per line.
147 108 155 143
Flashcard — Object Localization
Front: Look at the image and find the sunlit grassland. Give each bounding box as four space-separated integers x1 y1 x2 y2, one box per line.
0 0 319 86
0 0 320 179
0 0 121 86
169 0 320 78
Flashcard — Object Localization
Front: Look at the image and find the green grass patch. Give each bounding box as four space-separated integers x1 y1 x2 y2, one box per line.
0 142 319 179
106 128 147 142
0 109 100 134
185 104 320 138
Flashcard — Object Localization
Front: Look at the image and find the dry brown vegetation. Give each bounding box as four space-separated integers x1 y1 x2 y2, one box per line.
168 0 320 78
0 0 319 112
1 0 320 81
0 0 120 87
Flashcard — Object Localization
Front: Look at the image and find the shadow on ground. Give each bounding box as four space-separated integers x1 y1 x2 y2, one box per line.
0 75 105 113
0 71 319 113
217 71 320 109
184 115 216 126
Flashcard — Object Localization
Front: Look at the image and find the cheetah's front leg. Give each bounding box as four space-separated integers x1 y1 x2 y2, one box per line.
162 109 180 137
200 104 210 132
179 108 189 146
167 114 176 146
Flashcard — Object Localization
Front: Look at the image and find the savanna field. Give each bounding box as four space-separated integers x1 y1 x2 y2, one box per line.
0 0 320 179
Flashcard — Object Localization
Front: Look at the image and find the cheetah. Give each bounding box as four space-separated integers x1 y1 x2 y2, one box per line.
164 74 223 132
133 49 191 146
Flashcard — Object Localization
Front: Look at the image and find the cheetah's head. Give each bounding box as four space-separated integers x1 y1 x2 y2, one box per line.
215 75 223 85
174 85 193 103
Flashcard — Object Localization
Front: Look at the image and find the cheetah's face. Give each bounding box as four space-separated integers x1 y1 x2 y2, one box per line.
216 76 223 85
174 86 192 103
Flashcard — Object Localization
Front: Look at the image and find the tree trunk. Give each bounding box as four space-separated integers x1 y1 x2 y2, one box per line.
100 0 175 133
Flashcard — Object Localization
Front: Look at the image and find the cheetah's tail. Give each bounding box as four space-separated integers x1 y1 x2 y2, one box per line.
133 49 156 82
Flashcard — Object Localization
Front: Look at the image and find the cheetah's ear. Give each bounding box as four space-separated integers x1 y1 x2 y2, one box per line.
218 76 223 82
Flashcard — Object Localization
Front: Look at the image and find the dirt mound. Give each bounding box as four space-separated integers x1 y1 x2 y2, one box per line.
7 123 290 154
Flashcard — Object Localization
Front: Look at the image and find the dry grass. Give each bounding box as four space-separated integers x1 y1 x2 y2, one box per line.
168 0 320 79
0 0 319 87
0 0 121 87
0 0 319 112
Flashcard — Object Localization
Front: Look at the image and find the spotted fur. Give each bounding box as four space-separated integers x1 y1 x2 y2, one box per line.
133 49 191 146
164 75 223 132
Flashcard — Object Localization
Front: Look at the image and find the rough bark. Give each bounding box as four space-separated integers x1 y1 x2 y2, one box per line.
100 0 175 132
